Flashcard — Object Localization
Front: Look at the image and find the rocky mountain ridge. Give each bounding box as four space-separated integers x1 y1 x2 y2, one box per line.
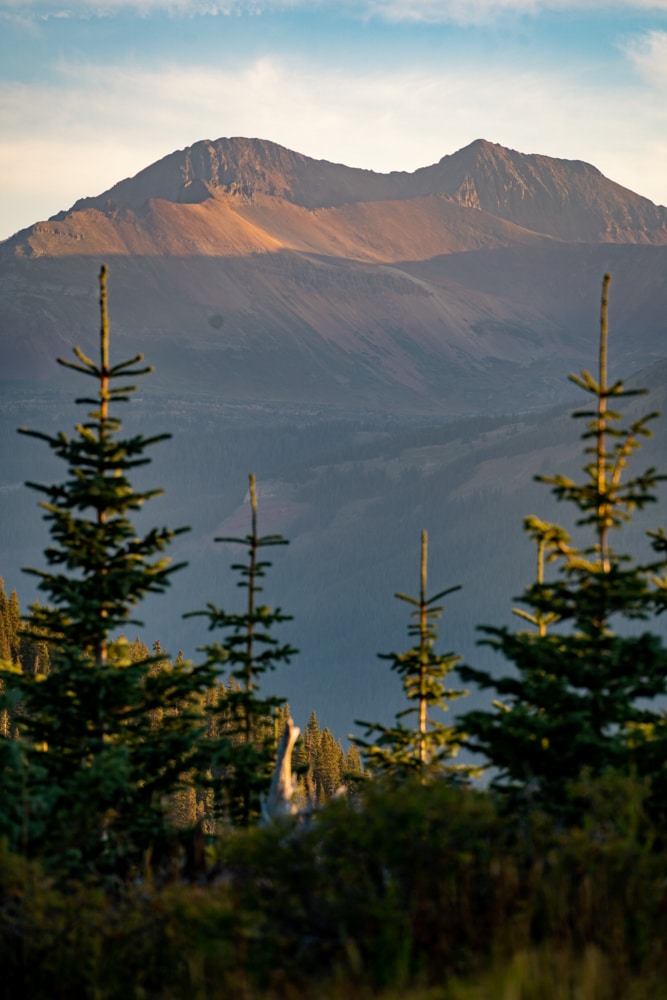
1 137 666 414
8 137 667 253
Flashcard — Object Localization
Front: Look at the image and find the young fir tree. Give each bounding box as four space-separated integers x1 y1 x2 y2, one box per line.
189 473 296 826
0 266 212 874
354 530 472 781
459 275 667 814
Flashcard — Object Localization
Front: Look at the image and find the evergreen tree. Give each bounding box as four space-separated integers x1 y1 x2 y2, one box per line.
303 709 325 780
0 266 212 874
0 583 50 744
312 727 345 802
0 579 20 664
304 710 321 754
189 473 297 826
344 743 364 781
459 275 667 814
18 605 51 679
130 637 151 663
0 579 14 741
354 530 472 781
6 588 21 663
301 709 322 803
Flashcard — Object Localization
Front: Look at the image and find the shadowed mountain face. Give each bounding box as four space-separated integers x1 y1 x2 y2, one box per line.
1 137 666 412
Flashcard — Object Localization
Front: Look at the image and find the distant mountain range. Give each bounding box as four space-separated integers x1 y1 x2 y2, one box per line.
2 136 666 412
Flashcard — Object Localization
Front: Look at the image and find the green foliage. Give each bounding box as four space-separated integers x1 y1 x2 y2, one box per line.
459 275 667 814
313 726 345 801
2 775 667 998
354 530 472 780
291 709 351 804
0 578 50 684
0 267 212 876
188 473 297 826
209 774 667 994
0 581 20 664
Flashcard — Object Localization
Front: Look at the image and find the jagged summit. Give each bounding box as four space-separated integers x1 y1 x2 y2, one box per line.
43 135 667 248
66 137 405 214
409 139 666 242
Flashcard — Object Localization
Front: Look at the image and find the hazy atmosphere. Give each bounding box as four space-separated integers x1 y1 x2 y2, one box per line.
2 0 667 240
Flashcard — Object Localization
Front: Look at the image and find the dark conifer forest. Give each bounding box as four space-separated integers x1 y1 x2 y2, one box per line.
1 269 667 998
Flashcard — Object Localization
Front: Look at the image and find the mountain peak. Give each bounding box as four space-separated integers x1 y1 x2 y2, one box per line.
449 137 501 156
67 136 404 214
12 136 667 252
416 139 662 242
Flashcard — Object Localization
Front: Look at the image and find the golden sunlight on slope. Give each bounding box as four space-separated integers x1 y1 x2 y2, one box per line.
15 197 286 258
14 191 553 262
240 195 551 262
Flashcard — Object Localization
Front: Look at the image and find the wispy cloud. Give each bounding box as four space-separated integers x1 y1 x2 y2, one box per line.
3 0 667 23
367 0 667 24
625 28 667 90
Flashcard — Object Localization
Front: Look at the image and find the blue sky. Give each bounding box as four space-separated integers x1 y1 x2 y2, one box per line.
1 1 666 241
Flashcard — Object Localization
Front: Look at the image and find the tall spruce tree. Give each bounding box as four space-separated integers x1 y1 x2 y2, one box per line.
0 266 212 874
459 275 667 814
354 530 472 781
189 473 296 826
